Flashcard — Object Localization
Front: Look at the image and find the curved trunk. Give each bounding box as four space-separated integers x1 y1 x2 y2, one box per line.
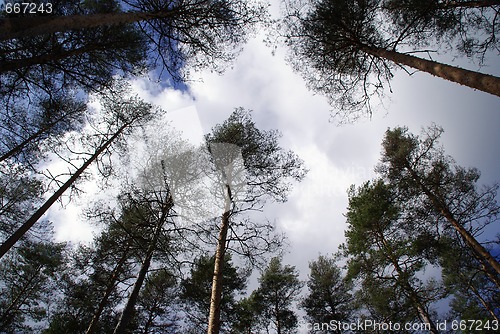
362 45 500 97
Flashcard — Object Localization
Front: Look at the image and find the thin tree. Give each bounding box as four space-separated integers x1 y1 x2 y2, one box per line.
0 94 155 259
378 126 500 281
439 235 500 321
343 180 442 333
0 241 67 332
204 108 306 334
181 254 247 333
282 0 500 121
0 95 87 164
136 269 180 333
113 183 174 334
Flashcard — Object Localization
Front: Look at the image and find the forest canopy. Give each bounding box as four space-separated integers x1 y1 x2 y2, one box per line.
0 0 499 333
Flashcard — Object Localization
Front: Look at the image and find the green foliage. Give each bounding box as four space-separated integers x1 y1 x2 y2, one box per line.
252 257 303 334
136 269 180 333
347 124 500 323
300 255 353 330
282 0 500 120
382 0 500 60
0 241 67 332
181 254 247 332
0 165 43 237
282 0 395 120
205 108 306 205
343 180 443 326
0 0 148 101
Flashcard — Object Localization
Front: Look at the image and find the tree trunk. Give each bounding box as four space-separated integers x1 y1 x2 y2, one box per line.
405 165 500 280
207 184 232 334
86 249 130 334
113 199 172 334
381 239 439 334
0 9 181 41
0 107 83 163
0 121 131 259
467 277 500 321
0 44 102 73
362 45 500 97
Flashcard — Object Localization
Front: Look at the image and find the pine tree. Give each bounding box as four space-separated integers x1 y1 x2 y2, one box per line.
252 257 303 334
282 0 500 121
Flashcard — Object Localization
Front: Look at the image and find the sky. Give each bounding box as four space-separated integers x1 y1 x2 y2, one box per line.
46 1 500 329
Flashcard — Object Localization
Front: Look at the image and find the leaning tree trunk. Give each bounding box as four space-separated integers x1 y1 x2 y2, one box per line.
0 9 181 41
405 165 500 282
207 184 232 334
113 198 172 334
0 120 132 259
384 241 439 334
362 45 500 97
86 248 130 334
0 107 83 163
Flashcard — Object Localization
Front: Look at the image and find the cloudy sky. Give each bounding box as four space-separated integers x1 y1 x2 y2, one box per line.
48 1 500 327
121 33 500 270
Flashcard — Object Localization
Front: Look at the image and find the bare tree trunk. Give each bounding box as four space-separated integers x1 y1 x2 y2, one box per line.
0 10 180 41
363 45 500 97
113 200 172 334
207 185 232 334
0 107 83 163
0 121 131 259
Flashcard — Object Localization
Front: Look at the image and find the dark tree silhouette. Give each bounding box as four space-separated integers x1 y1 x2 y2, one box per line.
282 0 500 122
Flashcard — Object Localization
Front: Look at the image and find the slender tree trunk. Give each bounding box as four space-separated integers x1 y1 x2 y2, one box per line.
382 239 439 334
275 292 282 334
0 45 102 73
86 249 129 334
362 45 500 97
0 264 43 326
405 165 500 280
0 9 181 41
113 200 172 334
207 184 232 334
0 107 83 163
0 121 131 259
467 277 500 321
